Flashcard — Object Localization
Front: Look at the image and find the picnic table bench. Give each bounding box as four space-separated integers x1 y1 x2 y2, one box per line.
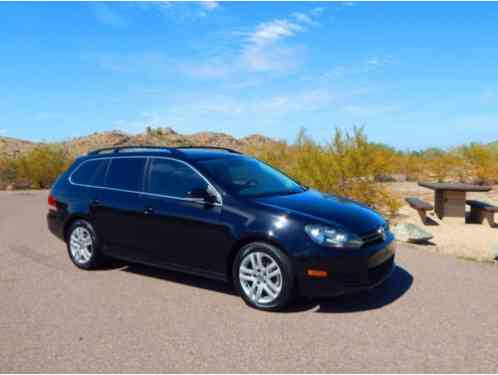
405 197 434 224
466 200 498 227
418 182 492 220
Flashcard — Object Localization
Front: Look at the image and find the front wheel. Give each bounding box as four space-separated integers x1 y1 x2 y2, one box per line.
233 242 295 311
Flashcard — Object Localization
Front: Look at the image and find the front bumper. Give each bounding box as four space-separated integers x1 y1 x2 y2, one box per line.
295 238 396 298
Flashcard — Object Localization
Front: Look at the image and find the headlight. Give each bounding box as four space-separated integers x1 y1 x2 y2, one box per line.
304 224 364 248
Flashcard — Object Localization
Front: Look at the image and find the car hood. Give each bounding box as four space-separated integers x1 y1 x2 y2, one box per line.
252 189 385 235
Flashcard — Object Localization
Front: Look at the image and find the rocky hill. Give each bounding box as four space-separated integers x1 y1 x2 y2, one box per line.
0 127 279 157
0 136 36 156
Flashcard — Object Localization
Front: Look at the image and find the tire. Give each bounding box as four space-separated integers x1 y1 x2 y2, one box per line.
66 219 106 270
233 242 295 311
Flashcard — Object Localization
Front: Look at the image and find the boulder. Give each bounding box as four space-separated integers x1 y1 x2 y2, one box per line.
392 223 433 243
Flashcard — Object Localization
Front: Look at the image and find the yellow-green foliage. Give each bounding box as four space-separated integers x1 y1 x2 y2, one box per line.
246 128 402 217
1 128 497 217
458 143 498 185
0 156 18 187
0 145 73 189
421 149 464 182
392 144 497 184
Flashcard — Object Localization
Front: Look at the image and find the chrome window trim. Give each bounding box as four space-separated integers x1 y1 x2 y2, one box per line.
68 156 223 207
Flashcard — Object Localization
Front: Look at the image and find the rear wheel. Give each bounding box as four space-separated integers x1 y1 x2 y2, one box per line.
66 219 106 269
233 242 295 311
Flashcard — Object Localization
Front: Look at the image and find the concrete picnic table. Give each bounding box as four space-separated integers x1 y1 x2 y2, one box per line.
418 182 493 220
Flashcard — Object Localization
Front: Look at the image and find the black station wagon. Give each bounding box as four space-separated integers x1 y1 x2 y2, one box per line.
47 146 396 311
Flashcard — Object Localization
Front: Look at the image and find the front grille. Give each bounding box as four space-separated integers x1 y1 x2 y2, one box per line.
332 256 394 287
361 229 384 247
337 272 366 286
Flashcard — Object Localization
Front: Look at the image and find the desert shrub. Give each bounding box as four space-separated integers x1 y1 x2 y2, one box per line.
458 143 498 185
0 156 18 188
420 148 464 182
247 128 402 217
12 145 73 189
398 153 425 181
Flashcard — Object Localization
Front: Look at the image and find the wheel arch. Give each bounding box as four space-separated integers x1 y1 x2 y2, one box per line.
63 214 92 241
225 236 290 282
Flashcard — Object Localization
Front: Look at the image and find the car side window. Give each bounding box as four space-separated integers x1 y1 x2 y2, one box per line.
147 158 208 198
71 159 109 187
106 157 146 192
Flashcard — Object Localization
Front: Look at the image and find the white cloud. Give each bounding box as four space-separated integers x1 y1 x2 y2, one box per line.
246 19 305 48
240 45 300 73
323 56 393 80
92 2 218 27
97 7 325 78
200 0 219 10
178 7 326 77
168 89 336 117
236 9 323 73
292 12 317 26
132 2 174 15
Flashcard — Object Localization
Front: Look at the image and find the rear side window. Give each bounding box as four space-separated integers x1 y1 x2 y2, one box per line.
71 159 109 187
106 157 146 192
147 158 207 197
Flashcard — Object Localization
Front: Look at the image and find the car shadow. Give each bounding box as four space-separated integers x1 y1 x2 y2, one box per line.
122 263 238 296
309 266 413 313
119 262 413 314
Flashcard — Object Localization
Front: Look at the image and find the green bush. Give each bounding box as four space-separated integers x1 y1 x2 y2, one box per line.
458 143 498 185
1 128 497 217
0 145 73 189
246 128 402 217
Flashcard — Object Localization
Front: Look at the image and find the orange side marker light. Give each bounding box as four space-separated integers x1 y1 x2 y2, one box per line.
307 269 328 278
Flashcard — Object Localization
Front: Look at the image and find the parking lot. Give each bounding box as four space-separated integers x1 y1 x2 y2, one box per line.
1 190 497 372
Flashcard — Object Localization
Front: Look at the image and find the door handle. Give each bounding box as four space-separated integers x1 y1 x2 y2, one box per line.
144 207 154 215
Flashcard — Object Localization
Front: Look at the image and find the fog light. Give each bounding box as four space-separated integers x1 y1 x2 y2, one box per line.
307 269 328 278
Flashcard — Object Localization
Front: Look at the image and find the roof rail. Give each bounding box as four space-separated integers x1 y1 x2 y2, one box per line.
88 145 174 155
87 145 243 155
174 146 242 154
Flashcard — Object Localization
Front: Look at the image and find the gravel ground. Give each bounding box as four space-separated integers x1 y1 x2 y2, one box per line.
0 190 497 372
390 182 498 262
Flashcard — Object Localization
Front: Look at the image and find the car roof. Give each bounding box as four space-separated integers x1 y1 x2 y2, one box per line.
82 146 245 162
176 148 245 160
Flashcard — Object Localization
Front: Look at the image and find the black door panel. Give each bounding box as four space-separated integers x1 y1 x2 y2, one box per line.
142 157 231 274
94 157 148 261
141 195 229 272
94 189 148 261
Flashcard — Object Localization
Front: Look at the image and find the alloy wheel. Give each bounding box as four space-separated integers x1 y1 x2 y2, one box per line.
69 226 94 264
239 251 283 305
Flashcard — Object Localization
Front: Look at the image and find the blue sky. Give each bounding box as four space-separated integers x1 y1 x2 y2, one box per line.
1 1 497 150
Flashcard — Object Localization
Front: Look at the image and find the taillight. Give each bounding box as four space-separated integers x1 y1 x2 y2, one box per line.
48 194 57 211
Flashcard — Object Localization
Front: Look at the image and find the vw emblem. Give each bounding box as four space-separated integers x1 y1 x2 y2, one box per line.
377 226 386 240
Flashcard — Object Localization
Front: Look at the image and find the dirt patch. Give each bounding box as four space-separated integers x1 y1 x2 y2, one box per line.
389 182 498 262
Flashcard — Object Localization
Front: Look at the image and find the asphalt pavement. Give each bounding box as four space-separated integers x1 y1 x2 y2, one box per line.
0 190 497 372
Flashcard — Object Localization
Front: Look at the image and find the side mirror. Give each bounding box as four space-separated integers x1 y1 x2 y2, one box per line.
187 187 218 204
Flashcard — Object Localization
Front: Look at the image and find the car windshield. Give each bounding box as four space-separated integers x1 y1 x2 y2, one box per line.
198 156 305 198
